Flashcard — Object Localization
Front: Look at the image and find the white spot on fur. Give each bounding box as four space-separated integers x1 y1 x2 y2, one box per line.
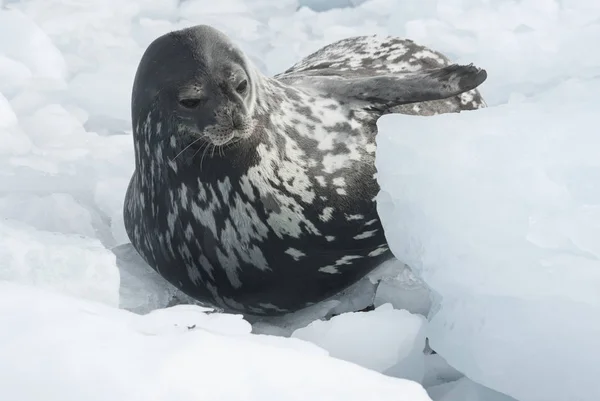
332 177 346 187
368 246 389 257
413 49 445 64
354 229 378 240
322 153 350 173
168 159 178 173
285 247 306 261
319 207 334 222
247 143 321 239
335 255 363 265
460 90 475 105
218 177 232 200
178 183 188 209
319 265 339 274
167 210 176 234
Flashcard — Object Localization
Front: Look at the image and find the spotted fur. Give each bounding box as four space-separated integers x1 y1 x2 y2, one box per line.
124 26 487 316
277 35 486 115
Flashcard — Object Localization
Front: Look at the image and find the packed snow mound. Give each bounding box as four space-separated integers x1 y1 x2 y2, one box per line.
0 281 433 401
376 66 600 401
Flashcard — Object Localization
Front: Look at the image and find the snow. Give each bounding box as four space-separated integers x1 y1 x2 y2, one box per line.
0 281 432 401
0 0 596 400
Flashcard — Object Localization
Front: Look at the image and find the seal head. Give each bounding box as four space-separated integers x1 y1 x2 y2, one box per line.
132 25 258 147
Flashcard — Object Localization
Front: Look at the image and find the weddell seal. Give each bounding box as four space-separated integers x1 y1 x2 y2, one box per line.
124 25 487 316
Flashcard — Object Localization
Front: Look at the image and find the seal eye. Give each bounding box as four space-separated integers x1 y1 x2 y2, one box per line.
179 98 204 109
236 79 248 94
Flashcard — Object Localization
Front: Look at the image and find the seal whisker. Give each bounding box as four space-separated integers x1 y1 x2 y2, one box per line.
190 140 209 161
199 142 212 171
171 136 204 162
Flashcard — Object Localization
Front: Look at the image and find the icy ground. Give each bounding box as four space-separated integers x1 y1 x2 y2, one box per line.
0 0 598 400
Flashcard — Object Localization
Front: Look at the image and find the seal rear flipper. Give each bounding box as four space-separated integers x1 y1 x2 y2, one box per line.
287 64 487 113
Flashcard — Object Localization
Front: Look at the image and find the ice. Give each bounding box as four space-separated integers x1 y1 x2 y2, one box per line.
250 260 430 337
428 378 518 401
0 281 433 401
112 243 204 314
0 93 32 155
0 0 597 399
0 220 120 307
298 0 368 12
421 354 463 389
370 259 432 316
0 9 66 84
292 303 427 382
0 193 97 237
376 48 600 401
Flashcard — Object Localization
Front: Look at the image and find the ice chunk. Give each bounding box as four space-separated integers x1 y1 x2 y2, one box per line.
0 220 119 307
112 243 203 314
0 281 433 401
428 378 518 401
94 178 133 245
68 64 137 122
20 104 96 148
369 259 432 316
0 92 19 128
0 9 67 82
376 77 600 401
0 193 97 238
0 55 32 96
293 303 427 382
0 94 32 155
298 0 369 12
9 89 50 117
422 353 463 389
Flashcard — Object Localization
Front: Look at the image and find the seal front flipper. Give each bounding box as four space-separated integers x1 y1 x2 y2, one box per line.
295 63 487 113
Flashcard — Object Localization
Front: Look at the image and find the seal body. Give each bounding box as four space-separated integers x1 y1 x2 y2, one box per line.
124 26 487 316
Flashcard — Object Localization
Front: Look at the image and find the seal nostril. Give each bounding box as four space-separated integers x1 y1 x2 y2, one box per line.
232 112 244 130
236 79 248 94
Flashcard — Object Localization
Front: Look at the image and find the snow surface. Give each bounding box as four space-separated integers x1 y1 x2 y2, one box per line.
0 0 596 400
0 281 433 401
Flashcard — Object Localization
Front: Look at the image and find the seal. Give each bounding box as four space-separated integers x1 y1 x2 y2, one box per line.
124 25 487 316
